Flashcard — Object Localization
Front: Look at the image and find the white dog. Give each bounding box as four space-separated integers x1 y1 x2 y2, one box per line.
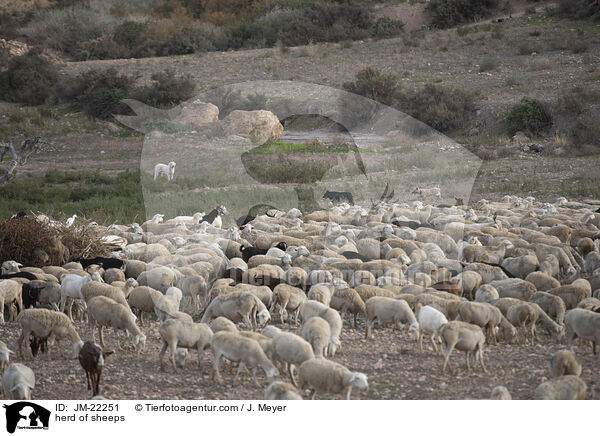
154 161 176 181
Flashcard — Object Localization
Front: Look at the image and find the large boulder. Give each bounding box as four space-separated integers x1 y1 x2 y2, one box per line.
174 99 219 126
220 110 283 143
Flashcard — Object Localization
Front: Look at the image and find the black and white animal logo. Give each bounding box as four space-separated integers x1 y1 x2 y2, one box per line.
3 402 50 434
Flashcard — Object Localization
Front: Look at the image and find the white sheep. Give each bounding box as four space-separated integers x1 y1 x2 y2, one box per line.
0 340 13 374
201 290 270 330
86 296 146 353
17 309 84 359
126 286 163 325
158 318 213 372
439 321 487 374
302 316 331 358
364 296 419 341
271 284 307 324
154 287 183 322
297 358 368 400
270 331 315 386
564 308 600 355
416 304 448 353
60 272 103 322
533 375 587 400
154 161 176 181
490 386 512 400
549 350 582 377
264 381 303 400
0 279 23 323
298 301 342 356
210 331 279 387
2 363 35 400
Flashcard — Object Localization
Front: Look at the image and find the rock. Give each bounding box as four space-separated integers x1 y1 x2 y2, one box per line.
220 110 284 143
0 39 30 57
174 100 219 127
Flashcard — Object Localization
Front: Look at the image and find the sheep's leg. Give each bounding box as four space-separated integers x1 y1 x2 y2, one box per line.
196 345 205 370
310 390 317 400
530 323 536 345
98 326 105 348
346 386 353 401
431 335 439 354
465 351 472 372
169 342 178 372
85 371 91 390
17 331 26 359
478 346 487 373
159 341 168 372
242 313 253 330
233 362 246 385
353 313 358 329
289 364 298 387
419 332 424 353
212 353 223 385
365 320 373 339
442 343 455 374
114 328 125 350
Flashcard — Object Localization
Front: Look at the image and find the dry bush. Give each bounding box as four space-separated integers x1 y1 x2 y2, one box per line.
0 216 110 267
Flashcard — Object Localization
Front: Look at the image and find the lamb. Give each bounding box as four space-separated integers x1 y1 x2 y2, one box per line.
202 290 270 330
533 375 587 400
264 381 303 400
126 286 163 325
302 316 331 358
298 301 343 356
210 331 279 386
154 161 176 181
270 284 307 324
439 321 487 374
158 318 213 372
564 308 600 355
416 304 448 353
270 331 315 385
549 350 582 377
457 301 516 344
2 363 35 400
154 287 183 322
0 279 23 322
529 291 566 324
364 296 419 341
329 287 366 329
78 341 112 397
297 358 368 400
86 296 146 353
17 309 84 359
490 386 512 400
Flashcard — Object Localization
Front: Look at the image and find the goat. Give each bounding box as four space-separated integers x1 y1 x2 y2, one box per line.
78 341 113 397
241 242 287 263
75 257 124 270
200 205 228 228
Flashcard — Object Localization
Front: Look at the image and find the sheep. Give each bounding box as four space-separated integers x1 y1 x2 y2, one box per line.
0 340 13 375
76 257 125 270
86 296 146 353
416 304 448 353
501 255 539 279
136 266 177 291
78 341 112 397
158 318 213 372
506 303 539 344
270 331 315 385
302 316 331 358
297 358 368 400
81 281 132 311
37 284 61 310
238 331 275 362
533 375 587 400
209 316 239 333
125 260 147 279
264 381 303 400
549 350 582 377
564 308 600 355
17 309 84 359
529 291 566 324
201 290 270 330
298 301 343 356
329 287 366 328
549 285 588 310
126 286 163 325
490 386 512 400
154 161 176 181
154 287 183 322
307 283 333 306
355 284 396 303
210 331 279 387
364 296 419 340
577 297 600 311
60 272 102 321
0 279 23 322
176 275 208 313
439 321 487 374
2 363 35 400
489 278 536 300
270 284 307 324
457 301 516 345
474 284 499 303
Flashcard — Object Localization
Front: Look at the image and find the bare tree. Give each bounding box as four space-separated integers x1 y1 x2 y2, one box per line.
0 137 53 184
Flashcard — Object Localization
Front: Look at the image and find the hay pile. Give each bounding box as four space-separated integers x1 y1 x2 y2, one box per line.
0 216 111 267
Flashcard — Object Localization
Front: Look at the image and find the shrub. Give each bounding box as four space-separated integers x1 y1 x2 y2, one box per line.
57 68 135 120
342 67 400 107
133 69 196 108
428 0 499 28
557 0 600 20
76 34 131 61
113 20 150 51
505 97 552 136
0 52 58 105
557 86 600 114
480 57 500 72
371 17 404 39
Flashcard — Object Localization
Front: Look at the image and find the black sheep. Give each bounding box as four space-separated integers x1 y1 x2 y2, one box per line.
78 341 113 397
0 272 38 281
75 257 124 270
341 251 371 262
22 282 46 309
200 205 227 225
240 242 287 263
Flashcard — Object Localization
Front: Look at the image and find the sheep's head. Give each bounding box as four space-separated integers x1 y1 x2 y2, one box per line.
72 340 84 359
408 322 420 341
256 308 271 326
345 372 369 391
265 365 280 383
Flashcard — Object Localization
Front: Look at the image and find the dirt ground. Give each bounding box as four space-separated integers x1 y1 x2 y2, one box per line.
1 312 598 401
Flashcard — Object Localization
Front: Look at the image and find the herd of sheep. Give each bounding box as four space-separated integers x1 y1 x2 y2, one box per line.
0 193 599 400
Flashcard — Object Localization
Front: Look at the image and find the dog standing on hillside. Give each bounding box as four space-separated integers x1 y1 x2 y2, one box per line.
322 190 354 205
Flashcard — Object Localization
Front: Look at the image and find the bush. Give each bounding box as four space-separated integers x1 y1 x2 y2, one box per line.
557 0 600 20
342 67 400 107
133 69 196 108
371 17 404 39
505 97 552 136
113 20 150 51
57 68 135 120
76 34 131 61
428 0 499 28
557 86 600 115
0 52 58 105
480 57 500 72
